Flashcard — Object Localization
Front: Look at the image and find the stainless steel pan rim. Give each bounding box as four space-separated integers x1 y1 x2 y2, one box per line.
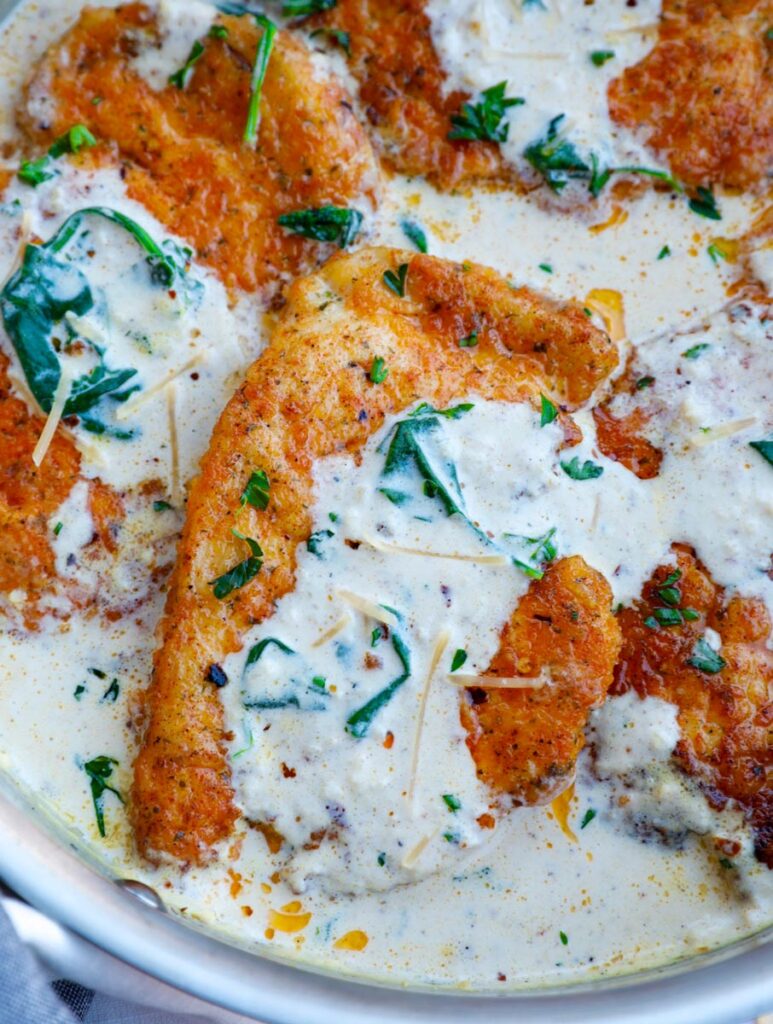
1 785 771 1024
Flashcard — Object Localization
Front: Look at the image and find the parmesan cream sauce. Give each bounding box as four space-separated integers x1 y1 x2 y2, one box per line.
0 0 770 993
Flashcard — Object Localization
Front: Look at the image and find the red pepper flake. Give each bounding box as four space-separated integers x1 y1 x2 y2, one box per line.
383 731 394 750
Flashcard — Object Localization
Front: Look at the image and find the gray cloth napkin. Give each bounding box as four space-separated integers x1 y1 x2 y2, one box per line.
0 902 207 1024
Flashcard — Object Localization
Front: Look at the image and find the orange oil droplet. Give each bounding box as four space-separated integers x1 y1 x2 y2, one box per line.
334 929 369 951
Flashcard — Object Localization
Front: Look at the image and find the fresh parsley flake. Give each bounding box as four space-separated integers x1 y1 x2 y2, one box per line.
377 851 386 866
749 438 773 467
443 793 462 812
209 24 229 38
240 469 270 510
278 206 362 247
538 262 553 273
370 357 389 384
244 14 277 148
19 124 98 186
688 187 721 220
590 50 615 66
450 648 467 672
101 679 120 702
559 930 569 946
282 0 337 15
718 856 735 870
540 394 558 427
448 81 523 143
169 40 205 89
307 528 334 556
657 245 671 260
309 27 350 54
707 242 726 265
383 263 409 297
401 219 428 253
636 376 655 390
153 499 173 512
561 456 603 480
209 529 263 599
687 637 726 674
580 808 596 829
458 331 478 348
53 521 63 535
83 755 123 837
524 114 589 193
371 627 383 648
73 683 86 700
682 343 710 359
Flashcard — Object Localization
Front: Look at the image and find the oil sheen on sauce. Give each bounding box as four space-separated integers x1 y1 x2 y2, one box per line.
0 0 770 993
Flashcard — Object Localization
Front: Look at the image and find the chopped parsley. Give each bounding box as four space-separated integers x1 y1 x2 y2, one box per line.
559 930 569 946
309 27 351 55
370 357 389 384
504 527 557 580
83 755 123 837
524 115 589 193
636 376 655 390
560 456 603 480
378 487 410 506
580 808 597 829
443 793 462 812
749 438 773 467
153 499 173 512
307 528 334 555
209 529 263 599
450 648 467 672
448 81 524 143
540 394 558 427
377 851 386 867
73 684 86 700
687 636 726 674
443 831 460 844
688 187 721 220
718 857 735 870
450 80 522 144
282 0 337 14
458 331 478 348
53 521 63 535
538 262 553 273
278 206 362 247
243 14 277 148
168 40 205 89
401 219 428 253
657 245 671 260
371 627 382 648
682 342 710 359
101 679 120 702
346 633 411 738
383 263 409 297
209 24 229 38
240 469 270 510
707 242 726 265
589 50 615 66
644 606 699 629
19 123 97 186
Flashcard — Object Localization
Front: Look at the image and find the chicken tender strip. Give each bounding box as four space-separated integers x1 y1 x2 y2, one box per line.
461 556 622 806
612 545 772 866
20 3 378 298
131 246 618 863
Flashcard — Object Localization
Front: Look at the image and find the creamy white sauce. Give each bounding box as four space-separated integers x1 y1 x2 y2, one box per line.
427 0 664 186
0 0 770 994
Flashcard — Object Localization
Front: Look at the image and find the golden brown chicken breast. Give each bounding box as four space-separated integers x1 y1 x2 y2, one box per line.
20 3 378 298
131 246 619 864
612 545 773 866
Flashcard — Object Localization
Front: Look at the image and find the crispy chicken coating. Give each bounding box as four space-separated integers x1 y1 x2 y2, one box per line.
131 247 617 863
612 546 772 866
461 555 622 806
608 0 773 190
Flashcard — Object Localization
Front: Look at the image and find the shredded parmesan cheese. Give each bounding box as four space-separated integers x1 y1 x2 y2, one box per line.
166 380 181 505
689 417 758 448
407 631 449 805
312 613 351 649
336 589 400 628
401 830 438 869
359 536 506 565
446 670 550 689
32 366 72 467
115 352 205 420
